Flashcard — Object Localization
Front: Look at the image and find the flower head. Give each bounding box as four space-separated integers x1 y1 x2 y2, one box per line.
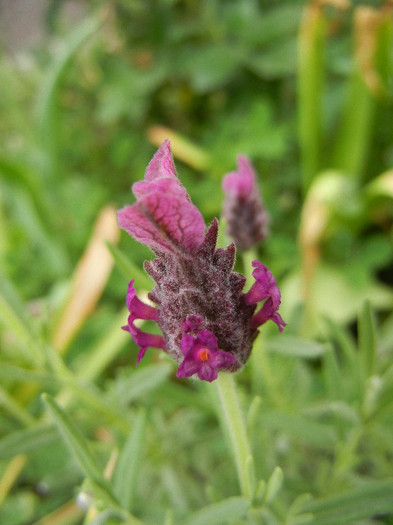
118 141 285 382
222 155 269 250
177 329 237 382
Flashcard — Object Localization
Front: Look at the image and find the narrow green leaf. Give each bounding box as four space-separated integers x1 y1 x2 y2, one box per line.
36 17 102 176
322 346 342 400
303 402 360 426
41 394 117 506
358 300 376 380
0 156 53 226
0 272 45 367
266 336 326 359
114 363 172 405
76 308 129 382
300 479 393 525
246 455 256 502
160 466 189 511
0 362 63 386
87 509 127 525
12 190 68 275
113 409 147 512
297 3 326 192
0 423 58 460
255 479 266 505
247 395 262 432
331 73 374 179
264 467 283 504
323 318 357 371
106 241 152 290
0 385 35 426
185 497 250 525
259 409 337 447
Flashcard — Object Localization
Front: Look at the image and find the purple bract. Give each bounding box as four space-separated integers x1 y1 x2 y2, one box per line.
118 141 285 382
222 155 269 250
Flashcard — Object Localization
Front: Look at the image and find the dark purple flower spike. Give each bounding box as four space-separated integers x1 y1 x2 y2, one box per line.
222 155 269 250
118 141 285 382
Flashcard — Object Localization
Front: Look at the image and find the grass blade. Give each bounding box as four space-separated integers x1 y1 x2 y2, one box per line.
113 409 147 512
41 393 117 507
36 16 102 178
185 496 250 525
358 300 376 380
300 478 393 524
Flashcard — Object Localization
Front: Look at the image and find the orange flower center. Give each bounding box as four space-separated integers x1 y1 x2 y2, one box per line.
199 348 210 362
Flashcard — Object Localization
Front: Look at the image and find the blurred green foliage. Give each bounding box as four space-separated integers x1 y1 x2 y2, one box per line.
1 0 393 524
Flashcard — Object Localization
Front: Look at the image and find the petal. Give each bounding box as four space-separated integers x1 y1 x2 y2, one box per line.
144 139 179 183
118 190 205 254
198 364 218 382
196 329 219 351
245 261 281 307
126 280 159 321
118 141 206 254
136 347 148 366
251 297 286 332
176 356 201 378
133 177 187 201
125 323 166 351
210 349 237 369
222 155 256 198
180 333 198 356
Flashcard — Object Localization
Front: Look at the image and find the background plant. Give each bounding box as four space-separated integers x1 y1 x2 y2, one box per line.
0 1 393 524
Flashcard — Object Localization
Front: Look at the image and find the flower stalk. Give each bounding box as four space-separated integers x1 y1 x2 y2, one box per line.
215 372 255 501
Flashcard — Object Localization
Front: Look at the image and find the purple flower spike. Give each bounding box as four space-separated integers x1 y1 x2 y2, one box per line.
118 142 285 380
177 330 237 382
118 140 206 254
245 261 286 332
222 155 269 250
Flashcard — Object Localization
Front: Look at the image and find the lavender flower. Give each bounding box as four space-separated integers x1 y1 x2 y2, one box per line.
118 141 285 382
222 155 269 250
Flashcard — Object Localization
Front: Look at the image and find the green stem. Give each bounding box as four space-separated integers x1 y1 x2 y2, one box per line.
215 373 255 500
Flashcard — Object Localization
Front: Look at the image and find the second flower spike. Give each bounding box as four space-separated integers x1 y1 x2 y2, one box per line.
222 155 269 251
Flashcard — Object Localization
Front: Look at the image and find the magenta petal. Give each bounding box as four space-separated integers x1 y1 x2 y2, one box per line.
222 155 256 198
126 280 159 321
136 347 148 366
176 357 200 378
133 177 187 201
144 139 178 183
177 328 237 382
198 365 217 382
118 189 205 254
118 141 206 253
118 203 173 253
180 333 199 355
245 261 281 307
211 350 237 368
128 324 166 350
251 298 286 332
244 260 285 332
197 329 219 351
